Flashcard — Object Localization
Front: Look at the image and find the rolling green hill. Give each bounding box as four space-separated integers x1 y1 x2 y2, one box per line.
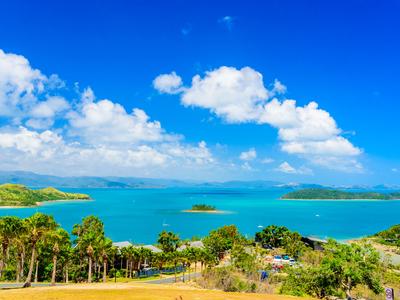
0 184 90 207
282 188 400 200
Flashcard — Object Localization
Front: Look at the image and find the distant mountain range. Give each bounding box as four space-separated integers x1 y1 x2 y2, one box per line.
0 171 398 190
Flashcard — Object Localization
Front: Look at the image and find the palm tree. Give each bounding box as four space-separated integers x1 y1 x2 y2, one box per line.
184 247 197 280
157 231 180 253
98 237 113 283
154 251 167 273
23 213 57 287
0 216 23 279
167 251 180 283
46 228 70 285
125 245 137 278
120 247 129 279
71 216 105 283
13 220 27 282
136 247 152 272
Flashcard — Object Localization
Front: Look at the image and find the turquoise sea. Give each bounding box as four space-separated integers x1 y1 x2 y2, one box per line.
1 187 399 244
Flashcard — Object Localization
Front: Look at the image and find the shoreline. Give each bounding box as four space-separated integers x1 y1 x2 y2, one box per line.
281 198 400 201
0 198 91 209
182 209 231 214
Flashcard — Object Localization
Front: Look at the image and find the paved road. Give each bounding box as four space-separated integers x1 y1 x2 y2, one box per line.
145 272 201 284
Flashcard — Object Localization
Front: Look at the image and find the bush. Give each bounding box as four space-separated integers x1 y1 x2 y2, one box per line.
197 266 259 293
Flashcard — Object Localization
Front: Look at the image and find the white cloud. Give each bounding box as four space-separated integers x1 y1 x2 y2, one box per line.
153 72 183 94
392 168 398 172
261 157 274 164
276 161 312 175
162 140 214 165
181 66 269 123
239 148 257 161
154 66 362 172
0 49 217 178
0 126 214 176
219 16 234 30
26 96 70 129
272 79 287 94
241 162 253 171
68 98 172 145
281 136 361 157
0 49 63 119
277 161 296 174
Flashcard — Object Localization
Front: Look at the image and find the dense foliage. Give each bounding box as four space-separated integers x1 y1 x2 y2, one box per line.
281 240 383 298
203 225 244 258
0 184 90 206
255 225 305 257
373 224 400 246
0 212 393 299
0 213 218 285
191 204 216 211
282 188 400 200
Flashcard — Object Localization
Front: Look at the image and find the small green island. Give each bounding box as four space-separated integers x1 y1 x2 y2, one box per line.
183 203 224 213
0 183 90 207
191 204 216 211
281 188 400 200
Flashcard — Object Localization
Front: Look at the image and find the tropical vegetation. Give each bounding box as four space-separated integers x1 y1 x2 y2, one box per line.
0 213 397 299
190 204 216 211
282 188 400 200
0 184 90 206
373 224 400 246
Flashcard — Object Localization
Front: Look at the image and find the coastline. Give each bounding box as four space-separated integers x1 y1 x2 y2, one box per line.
0 198 91 209
36 198 92 206
182 209 231 214
281 198 400 201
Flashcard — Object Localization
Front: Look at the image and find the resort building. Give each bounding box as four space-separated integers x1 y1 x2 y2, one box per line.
112 241 162 253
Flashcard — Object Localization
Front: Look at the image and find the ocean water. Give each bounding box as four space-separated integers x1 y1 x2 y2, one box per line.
1 187 399 244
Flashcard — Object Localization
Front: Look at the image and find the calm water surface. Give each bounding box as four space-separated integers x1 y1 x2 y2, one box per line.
1 188 399 243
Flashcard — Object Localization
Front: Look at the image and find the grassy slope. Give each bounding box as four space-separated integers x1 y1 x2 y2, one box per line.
0 283 309 300
0 184 90 206
282 188 400 200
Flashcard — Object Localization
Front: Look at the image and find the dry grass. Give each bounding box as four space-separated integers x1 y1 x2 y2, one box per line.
0 282 310 300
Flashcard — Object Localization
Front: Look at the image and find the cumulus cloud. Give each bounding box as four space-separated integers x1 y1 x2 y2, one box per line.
0 126 214 176
26 96 70 129
276 161 312 175
153 72 183 94
0 49 63 119
154 66 362 172
239 148 257 161
0 49 216 177
181 66 268 123
68 98 172 145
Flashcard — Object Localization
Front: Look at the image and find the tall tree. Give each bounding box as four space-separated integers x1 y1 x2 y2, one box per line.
254 225 290 248
97 237 113 283
0 216 23 278
46 228 70 285
322 240 383 299
203 225 243 259
72 216 105 283
23 213 57 287
157 231 180 253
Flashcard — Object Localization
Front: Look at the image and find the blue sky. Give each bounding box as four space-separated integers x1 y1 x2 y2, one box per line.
0 0 399 185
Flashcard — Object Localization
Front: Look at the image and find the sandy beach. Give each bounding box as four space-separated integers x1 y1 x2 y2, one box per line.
182 209 232 214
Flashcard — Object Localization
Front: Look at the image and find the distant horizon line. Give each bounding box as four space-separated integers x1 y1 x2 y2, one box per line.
0 169 399 188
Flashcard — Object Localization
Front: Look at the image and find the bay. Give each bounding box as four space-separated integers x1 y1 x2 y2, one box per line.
0 187 399 244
